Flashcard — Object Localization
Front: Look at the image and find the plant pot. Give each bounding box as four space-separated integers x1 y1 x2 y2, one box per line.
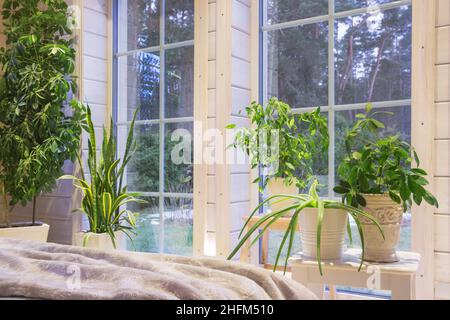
0 222 50 243
267 178 298 213
359 194 404 263
299 208 348 260
73 231 127 251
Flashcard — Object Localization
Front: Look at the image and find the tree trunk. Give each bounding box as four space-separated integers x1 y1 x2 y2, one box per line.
1 182 11 228
368 36 389 102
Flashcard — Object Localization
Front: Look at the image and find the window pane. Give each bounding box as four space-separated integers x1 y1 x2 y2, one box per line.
120 0 160 52
163 198 193 255
335 105 411 251
336 0 398 12
334 6 412 105
128 197 160 253
165 122 193 193
267 23 328 108
165 46 194 118
266 0 328 25
165 0 195 43
126 124 160 193
267 231 302 265
118 53 160 122
297 112 329 196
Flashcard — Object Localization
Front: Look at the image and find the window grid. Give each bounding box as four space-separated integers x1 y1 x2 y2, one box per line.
114 0 194 253
260 0 412 197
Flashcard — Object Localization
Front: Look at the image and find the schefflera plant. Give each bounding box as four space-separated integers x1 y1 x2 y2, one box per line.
334 103 439 212
0 0 84 227
227 98 329 191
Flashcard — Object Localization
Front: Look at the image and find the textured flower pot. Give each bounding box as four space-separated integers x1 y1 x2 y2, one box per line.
299 208 348 260
267 178 298 213
0 222 50 243
360 194 404 263
74 231 127 251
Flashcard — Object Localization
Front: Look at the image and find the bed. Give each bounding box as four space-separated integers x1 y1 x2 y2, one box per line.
0 238 316 300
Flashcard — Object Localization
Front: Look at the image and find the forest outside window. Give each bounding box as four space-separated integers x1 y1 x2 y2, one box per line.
260 0 412 266
114 0 194 255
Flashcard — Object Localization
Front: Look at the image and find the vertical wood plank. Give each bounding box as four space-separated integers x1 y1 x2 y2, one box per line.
193 0 209 256
411 0 437 299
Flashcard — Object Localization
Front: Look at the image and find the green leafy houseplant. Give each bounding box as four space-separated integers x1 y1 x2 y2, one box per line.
0 0 84 227
60 107 146 248
228 180 384 275
228 98 328 191
334 104 439 212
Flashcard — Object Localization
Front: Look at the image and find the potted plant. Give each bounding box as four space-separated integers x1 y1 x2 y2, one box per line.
228 98 328 212
334 104 439 262
229 180 383 275
60 106 146 250
0 0 84 242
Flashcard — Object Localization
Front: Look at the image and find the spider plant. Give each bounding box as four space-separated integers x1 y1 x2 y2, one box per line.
228 180 384 275
60 106 146 248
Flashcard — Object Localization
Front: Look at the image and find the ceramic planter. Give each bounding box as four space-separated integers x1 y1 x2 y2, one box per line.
359 193 404 263
299 208 348 260
73 231 127 251
266 178 298 213
0 222 50 242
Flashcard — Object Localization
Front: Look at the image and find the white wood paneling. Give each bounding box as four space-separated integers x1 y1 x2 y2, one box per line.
83 56 107 82
435 214 450 252
84 0 107 13
435 253 450 282
435 177 450 214
232 28 251 61
436 64 450 101
83 8 107 36
208 61 216 89
437 26 450 64
232 0 250 34
232 86 251 115
435 282 450 299
230 174 250 203
437 0 450 27
436 102 450 138
232 57 250 89
435 139 450 176
208 2 216 32
83 32 107 59
208 32 216 60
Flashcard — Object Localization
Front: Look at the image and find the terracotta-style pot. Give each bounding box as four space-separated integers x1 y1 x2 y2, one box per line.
299 208 348 260
73 231 127 251
266 178 298 213
0 222 50 243
359 194 404 263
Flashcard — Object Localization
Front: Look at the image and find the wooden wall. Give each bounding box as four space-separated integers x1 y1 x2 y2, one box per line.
434 0 450 300
205 0 252 258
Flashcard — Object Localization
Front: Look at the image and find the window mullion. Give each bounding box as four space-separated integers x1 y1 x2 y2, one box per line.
327 0 336 198
159 0 166 254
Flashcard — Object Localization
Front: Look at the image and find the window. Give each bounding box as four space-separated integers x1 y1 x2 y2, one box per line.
114 0 195 255
260 0 412 264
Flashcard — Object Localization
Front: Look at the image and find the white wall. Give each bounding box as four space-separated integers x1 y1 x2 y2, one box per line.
434 0 450 300
204 0 253 258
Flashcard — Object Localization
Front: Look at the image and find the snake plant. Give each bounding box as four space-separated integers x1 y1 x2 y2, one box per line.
60 106 146 248
228 181 384 275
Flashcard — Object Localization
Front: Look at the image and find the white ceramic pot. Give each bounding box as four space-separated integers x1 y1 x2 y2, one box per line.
359 194 404 263
299 208 348 260
266 178 298 213
0 222 50 243
73 231 127 251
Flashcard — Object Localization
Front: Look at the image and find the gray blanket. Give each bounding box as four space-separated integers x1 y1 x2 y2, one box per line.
0 238 316 300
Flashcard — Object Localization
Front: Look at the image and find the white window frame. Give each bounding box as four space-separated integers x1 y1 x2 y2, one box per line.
114 0 195 254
